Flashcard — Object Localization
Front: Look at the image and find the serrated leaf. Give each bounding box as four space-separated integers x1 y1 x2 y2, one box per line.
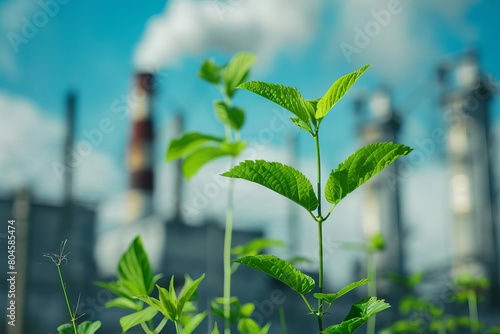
120 306 159 332
316 64 370 119
222 160 318 212
199 59 222 84
325 142 412 205
238 81 314 124
166 132 223 161
314 279 370 304
214 100 245 130
232 238 286 256
323 297 390 334
223 52 257 98
234 255 315 294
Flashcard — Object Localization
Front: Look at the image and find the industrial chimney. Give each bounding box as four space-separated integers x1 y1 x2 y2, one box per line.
127 73 156 222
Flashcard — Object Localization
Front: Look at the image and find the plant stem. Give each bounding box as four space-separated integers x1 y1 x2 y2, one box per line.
279 306 287 334
467 290 479 334
367 252 377 334
314 133 324 333
57 264 78 334
223 175 235 334
174 321 182 334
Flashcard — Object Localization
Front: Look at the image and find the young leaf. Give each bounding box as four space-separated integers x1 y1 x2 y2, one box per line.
314 278 370 304
183 146 236 180
325 142 412 205
214 100 245 130
183 311 207 334
316 64 370 120
222 160 318 212
177 274 205 315
105 297 140 310
212 322 221 334
119 306 159 332
238 318 270 334
166 132 223 161
233 255 315 294
290 117 312 133
232 238 286 256
199 59 222 84
223 52 257 98
323 297 390 334
237 81 314 124
116 236 162 296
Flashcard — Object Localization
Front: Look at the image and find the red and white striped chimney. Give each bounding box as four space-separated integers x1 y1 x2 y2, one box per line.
127 72 155 222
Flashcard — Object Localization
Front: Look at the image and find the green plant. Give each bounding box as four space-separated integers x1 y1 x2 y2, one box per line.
222 64 414 333
96 236 206 334
44 240 102 334
167 51 281 334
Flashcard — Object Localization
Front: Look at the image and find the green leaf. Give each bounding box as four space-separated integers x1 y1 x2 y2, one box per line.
323 297 390 334
199 59 222 84
166 132 223 161
233 255 315 294
95 280 132 300
120 306 159 332
178 274 205 315
232 238 286 256
316 64 370 119
183 312 207 334
367 232 385 252
58 321 102 334
325 142 412 205
239 303 255 318
214 100 245 130
238 318 270 334
182 146 235 180
290 117 312 133
105 297 139 310
222 160 318 212
314 278 370 304
238 81 314 124
212 322 221 334
116 236 161 296
223 52 257 98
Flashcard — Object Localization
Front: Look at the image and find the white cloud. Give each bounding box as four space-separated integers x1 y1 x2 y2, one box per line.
0 92 125 203
134 0 320 70
331 0 477 82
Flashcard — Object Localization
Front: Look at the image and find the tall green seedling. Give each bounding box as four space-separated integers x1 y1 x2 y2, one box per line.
167 52 278 333
223 64 414 333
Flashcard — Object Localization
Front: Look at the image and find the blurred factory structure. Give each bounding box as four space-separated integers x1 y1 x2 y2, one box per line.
1 50 499 333
437 50 499 301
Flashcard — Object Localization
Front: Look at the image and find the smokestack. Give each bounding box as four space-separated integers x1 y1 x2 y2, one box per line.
172 113 184 223
127 73 156 222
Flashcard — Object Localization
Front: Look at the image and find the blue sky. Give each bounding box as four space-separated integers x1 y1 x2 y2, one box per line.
1 0 499 279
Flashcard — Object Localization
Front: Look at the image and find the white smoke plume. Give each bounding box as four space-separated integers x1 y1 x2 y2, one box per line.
134 0 320 69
